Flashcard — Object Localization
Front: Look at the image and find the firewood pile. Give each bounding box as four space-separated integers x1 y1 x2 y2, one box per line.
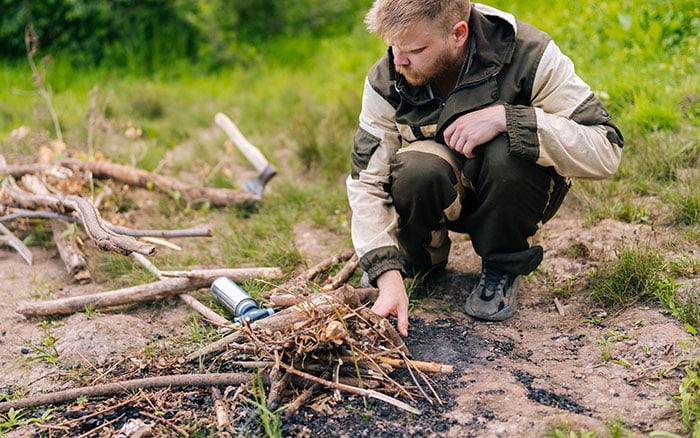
0 150 453 425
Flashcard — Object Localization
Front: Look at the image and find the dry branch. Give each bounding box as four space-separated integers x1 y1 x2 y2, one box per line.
131 252 232 327
60 158 258 207
263 249 355 300
321 252 359 291
16 266 282 318
0 372 259 413
19 175 91 282
278 361 421 415
2 178 156 256
0 222 32 265
0 206 213 238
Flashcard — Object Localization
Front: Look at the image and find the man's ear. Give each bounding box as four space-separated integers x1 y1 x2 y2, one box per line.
451 21 469 46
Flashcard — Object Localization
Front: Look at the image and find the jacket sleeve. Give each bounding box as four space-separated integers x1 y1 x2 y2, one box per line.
346 77 405 283
505 40 624 179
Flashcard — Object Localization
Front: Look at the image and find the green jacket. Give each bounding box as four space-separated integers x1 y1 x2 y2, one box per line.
347 3 624 281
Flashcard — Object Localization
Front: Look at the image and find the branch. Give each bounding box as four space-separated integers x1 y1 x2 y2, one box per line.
278 361 421 415
16 266 282 318
2 178 156 257
0 222 32 265
0 372 258 413
60 158 258 208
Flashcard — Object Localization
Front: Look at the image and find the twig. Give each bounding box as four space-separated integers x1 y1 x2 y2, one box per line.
139 410 189 437
322 252 359 291
277 361 421 415
74 413 124 438
284 372 329 418
554 297 566 316
0 372 259 413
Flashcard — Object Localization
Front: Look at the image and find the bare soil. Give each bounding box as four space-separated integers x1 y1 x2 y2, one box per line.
1 188 698 436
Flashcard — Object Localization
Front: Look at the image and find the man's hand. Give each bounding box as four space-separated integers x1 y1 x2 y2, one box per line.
371 269 409 337
443 105 506 158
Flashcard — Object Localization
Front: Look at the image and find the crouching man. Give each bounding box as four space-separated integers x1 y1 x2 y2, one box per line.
347 0 624 336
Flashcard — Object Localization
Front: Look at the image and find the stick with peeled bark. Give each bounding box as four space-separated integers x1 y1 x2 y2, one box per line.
15 267 283 318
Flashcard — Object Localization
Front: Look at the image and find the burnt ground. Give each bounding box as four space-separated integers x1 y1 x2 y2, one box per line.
1 191 699 437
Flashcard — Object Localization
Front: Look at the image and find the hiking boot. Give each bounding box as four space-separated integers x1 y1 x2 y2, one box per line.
464 265 521 321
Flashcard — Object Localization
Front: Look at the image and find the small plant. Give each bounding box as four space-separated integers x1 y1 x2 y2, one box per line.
588 241 667 309
23 321 61 367
0 408 54 433
652 356 700 437
242 375 285 438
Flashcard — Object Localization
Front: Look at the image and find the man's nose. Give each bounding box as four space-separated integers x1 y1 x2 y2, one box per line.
392 47 408 66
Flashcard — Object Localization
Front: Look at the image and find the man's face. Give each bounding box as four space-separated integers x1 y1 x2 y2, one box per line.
389 21 459 86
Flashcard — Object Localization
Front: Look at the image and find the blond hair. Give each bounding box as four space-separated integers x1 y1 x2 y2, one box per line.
365 0 472 41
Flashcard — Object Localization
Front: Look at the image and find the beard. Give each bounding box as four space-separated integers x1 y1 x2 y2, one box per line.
395 48 461 87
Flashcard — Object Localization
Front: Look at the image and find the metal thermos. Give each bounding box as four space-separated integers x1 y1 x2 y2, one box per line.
210 277 274 323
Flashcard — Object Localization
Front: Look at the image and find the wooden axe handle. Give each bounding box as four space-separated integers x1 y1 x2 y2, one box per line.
214 112 270 173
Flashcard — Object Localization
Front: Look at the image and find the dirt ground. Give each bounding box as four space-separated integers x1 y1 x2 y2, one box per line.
1 191 699 436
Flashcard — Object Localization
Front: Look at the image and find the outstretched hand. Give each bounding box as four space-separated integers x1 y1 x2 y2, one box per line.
371 269 409 337
443 105 507 158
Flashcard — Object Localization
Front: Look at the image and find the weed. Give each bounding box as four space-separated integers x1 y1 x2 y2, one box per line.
241 375 285 438
588 242 667 309
23 320 62 367
652 356 700 437
0 407 54 433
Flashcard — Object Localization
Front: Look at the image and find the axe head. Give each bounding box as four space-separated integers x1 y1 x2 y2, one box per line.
245 163 277 198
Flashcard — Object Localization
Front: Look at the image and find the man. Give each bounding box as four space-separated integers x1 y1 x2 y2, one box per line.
347 0 624 336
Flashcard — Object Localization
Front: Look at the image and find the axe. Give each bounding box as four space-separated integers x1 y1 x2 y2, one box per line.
214 112 277 198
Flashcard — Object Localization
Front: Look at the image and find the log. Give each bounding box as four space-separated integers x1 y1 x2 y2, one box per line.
16 266 282 318
60 158 259 208
0 372 259 413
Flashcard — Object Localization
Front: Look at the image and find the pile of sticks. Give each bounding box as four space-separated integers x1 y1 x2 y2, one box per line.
0 153 454 419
